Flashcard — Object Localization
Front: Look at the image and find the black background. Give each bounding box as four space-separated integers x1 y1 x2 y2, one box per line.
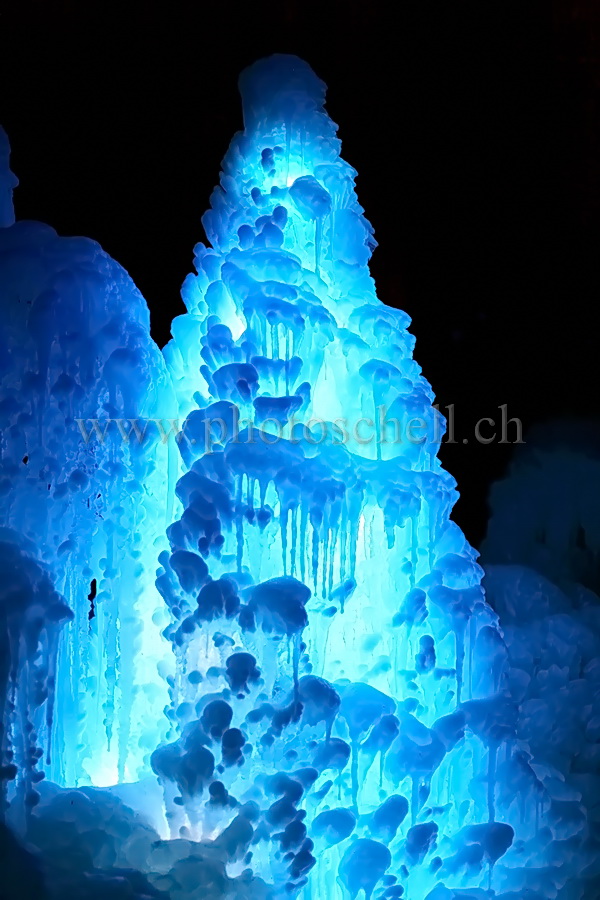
1 0 598 550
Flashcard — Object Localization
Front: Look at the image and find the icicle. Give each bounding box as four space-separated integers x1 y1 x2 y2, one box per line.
44 625 59 767
488 742 497 823
327 527 336 599
293 633 301 701
455 625 465 706
339 505 348 584
312 519 320 591
410 514 418 589
117 556 138 782
290 505 298 576
428 506 436 568
322 525 330 599
236 474 244 572
315 218 322 276
300 500 308 585
281 504 289 575
468 614 476 700
349 517 359 582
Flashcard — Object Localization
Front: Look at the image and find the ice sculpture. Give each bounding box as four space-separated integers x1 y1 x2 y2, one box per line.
0 125 178 798
155 55 533 899
3 56 596 900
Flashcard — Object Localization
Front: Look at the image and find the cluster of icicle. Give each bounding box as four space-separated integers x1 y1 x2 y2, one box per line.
1 57 600 900
153 56 566 900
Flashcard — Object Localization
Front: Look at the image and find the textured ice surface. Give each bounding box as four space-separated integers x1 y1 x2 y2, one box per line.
2 57 599 900
0 127 178 794
155 54 535 899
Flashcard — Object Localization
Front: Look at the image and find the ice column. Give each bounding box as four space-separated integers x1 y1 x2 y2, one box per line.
154 56 541 899
0 126 179 795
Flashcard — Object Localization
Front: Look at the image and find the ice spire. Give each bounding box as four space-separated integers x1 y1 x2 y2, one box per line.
154 55 545 899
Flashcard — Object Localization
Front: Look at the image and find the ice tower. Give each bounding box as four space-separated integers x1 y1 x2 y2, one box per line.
155 56 534 899
0 126 178 799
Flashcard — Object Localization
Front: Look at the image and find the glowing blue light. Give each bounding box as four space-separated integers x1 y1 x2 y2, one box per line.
156 55 526 898
0 121 178 791
2 57 590 900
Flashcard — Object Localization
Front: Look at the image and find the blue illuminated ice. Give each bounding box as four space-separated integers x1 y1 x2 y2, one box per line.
2 56 599 900
0 124 177 795
155 55 535 899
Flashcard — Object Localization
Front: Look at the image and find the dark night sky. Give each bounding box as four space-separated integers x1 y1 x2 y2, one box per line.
1 1 598 550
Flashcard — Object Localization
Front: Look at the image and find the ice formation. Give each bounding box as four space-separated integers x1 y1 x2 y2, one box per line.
154 55 539 899
0 123 177 798
482 421 600 899
2 56 599 900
